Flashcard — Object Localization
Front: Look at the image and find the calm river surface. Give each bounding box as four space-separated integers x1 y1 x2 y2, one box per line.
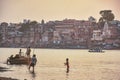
0 48 120 80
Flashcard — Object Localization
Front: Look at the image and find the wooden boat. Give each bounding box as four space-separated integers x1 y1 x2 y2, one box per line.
88 48 105 53
88 50 105 53
7 56 31 65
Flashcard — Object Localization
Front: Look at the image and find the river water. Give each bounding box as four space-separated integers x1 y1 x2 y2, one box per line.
0 48 120 80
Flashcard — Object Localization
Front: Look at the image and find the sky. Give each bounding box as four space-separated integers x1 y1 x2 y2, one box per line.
0 0 120 23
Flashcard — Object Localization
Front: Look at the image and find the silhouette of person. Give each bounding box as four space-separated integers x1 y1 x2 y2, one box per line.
26 47 31 57
9 55 14 59
64 58 69 73
19 49 22 57
29 54 37 73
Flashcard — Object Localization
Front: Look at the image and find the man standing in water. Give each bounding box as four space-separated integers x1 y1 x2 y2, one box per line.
29 54 37 73
64 58 69 73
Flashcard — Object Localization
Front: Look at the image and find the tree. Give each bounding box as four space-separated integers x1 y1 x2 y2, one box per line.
99 10 115 22
0 33 2 43
18 21 38 32
19 23 30 32
98 10 115 28
41 19 45 25
30 21 38 26
1 22 8 27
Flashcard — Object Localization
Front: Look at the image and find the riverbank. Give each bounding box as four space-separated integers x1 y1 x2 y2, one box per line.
0 47 120 50
0 46 88 49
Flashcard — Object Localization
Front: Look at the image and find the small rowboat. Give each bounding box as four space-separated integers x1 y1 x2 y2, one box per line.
88 48 105 53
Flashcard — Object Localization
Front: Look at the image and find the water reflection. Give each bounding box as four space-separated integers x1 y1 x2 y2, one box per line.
66 73 69 80
29 70 36 80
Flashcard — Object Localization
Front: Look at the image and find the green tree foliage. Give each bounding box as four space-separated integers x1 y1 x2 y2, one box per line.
30 21 38 26
98 10 115 28
1 22 8 26
19 23 30 32
0 33 2 43
19 21 38 32
99 10 115 22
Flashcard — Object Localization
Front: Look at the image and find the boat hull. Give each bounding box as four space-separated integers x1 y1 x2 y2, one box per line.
7 57 30 65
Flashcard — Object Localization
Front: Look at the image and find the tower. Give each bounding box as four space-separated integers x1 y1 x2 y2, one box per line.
102 22 111 38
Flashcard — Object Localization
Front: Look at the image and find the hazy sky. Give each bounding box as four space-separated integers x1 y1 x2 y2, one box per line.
0 0 120 23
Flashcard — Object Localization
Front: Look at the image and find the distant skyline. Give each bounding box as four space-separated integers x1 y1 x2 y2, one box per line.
0 0 120 23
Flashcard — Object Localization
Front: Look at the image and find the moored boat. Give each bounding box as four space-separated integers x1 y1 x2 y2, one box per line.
88 47 105 53
7 56 31 65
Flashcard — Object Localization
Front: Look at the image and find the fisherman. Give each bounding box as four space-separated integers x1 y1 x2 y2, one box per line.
29 54 37 73
19 49 22 57
64 58 70 73
26 47 31 57
9 55 14 59
14 54 19 59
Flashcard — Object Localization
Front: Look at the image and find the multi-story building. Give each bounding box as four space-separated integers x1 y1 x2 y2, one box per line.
0 22 8 42
91 30 103 41
53 24 75 44
0 19 119 49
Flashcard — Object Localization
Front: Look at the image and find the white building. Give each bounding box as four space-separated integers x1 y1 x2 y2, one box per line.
102 22 111 38
91 30 103 41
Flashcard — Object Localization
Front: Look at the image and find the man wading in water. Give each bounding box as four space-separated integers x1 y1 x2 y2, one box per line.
29 54 37 73
64 58 70 73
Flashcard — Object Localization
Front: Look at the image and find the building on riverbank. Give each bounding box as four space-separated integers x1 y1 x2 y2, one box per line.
0 19 120 49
